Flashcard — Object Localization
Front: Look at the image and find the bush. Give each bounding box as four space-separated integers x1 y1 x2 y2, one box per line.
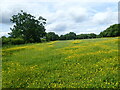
41 38 46 42
10 38 25 45
2 37 11 45
2 36 25 45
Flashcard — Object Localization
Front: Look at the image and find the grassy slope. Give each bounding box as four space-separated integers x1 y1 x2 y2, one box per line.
2 37 119 88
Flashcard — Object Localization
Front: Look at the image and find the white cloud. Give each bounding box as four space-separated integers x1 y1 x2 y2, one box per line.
0 0 118 37
68 7 88 22
92 9 118 25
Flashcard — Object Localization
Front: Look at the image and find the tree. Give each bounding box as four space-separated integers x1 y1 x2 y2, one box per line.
9 10 46 43
76 34 88 39
88 33 97 38
76 33 97 39
59 35 66 40
99 24 120 37
46 32 59 41
65 32 76 40
1 36 10 45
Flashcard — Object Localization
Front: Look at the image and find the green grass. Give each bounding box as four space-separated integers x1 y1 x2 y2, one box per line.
2 37 119 88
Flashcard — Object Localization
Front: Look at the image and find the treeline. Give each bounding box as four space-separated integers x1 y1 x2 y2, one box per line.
1 24 119 45
59 32 97 40
99 24 120 37
1 10 120 45
45 24 120 41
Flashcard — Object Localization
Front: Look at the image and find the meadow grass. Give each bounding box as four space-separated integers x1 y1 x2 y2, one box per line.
2 37 119 88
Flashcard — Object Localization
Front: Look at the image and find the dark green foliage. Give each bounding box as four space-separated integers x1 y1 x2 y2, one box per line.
59 35 66 40
59 32 76 40
76 33 97 39
88 33 97 38
76 34 88 39
46 32 59 41
2 36 11 45
60 32 97 40
9 10 46 43
99 24 120 37
10 38 25 45
65 32 76 40
2 36 25 45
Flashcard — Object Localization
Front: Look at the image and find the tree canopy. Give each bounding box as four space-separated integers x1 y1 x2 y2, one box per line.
46 32 59 41
59 32 76 40
99 24 120 37
9 10 46 43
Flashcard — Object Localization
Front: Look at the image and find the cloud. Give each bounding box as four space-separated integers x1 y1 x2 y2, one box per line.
46 22 67 32
0 0 118 37
44 5 89 34
91 9 118 25
68 7 88 22
0 2 29 24
1 10 14 24
52 24 67 32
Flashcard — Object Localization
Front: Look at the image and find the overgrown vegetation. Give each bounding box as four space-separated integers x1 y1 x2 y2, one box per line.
2 37 119 88
1 10 119 89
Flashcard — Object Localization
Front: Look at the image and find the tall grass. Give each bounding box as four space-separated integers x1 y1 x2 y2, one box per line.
2 37 119 88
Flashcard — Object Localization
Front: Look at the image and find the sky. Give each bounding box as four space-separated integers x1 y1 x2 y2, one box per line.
0 0 119 37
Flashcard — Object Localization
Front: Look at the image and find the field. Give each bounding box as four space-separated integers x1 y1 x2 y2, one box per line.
2 37 119 88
